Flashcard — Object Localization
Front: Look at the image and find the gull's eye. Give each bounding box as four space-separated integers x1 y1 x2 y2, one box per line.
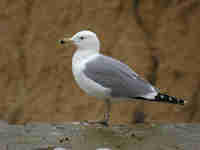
80 36 85 40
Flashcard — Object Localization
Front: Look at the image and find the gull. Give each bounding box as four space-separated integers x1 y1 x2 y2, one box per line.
58 30 186 126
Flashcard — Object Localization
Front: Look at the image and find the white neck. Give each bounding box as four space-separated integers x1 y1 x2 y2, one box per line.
72 49 100 66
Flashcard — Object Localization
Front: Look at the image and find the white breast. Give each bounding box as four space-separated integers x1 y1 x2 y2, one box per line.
72 50 111 99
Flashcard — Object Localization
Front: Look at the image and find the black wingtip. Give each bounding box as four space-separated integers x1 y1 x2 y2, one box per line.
155 93 186 105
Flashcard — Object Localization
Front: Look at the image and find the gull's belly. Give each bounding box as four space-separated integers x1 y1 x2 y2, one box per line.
72 66 110 99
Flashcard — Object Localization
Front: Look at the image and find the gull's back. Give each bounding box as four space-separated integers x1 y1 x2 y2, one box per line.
83 54 158 99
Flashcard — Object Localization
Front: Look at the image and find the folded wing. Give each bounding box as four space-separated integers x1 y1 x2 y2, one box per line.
83 55 158 99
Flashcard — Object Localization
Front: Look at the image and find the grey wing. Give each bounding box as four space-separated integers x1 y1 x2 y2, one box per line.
84 55 158 99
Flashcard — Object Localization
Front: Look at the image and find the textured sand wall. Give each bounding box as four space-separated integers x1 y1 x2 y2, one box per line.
0 0 199 124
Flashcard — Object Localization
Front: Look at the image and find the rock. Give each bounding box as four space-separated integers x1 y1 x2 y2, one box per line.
0 121 200 150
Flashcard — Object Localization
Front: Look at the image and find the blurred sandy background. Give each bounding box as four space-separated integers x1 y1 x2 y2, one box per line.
0 0 199 125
